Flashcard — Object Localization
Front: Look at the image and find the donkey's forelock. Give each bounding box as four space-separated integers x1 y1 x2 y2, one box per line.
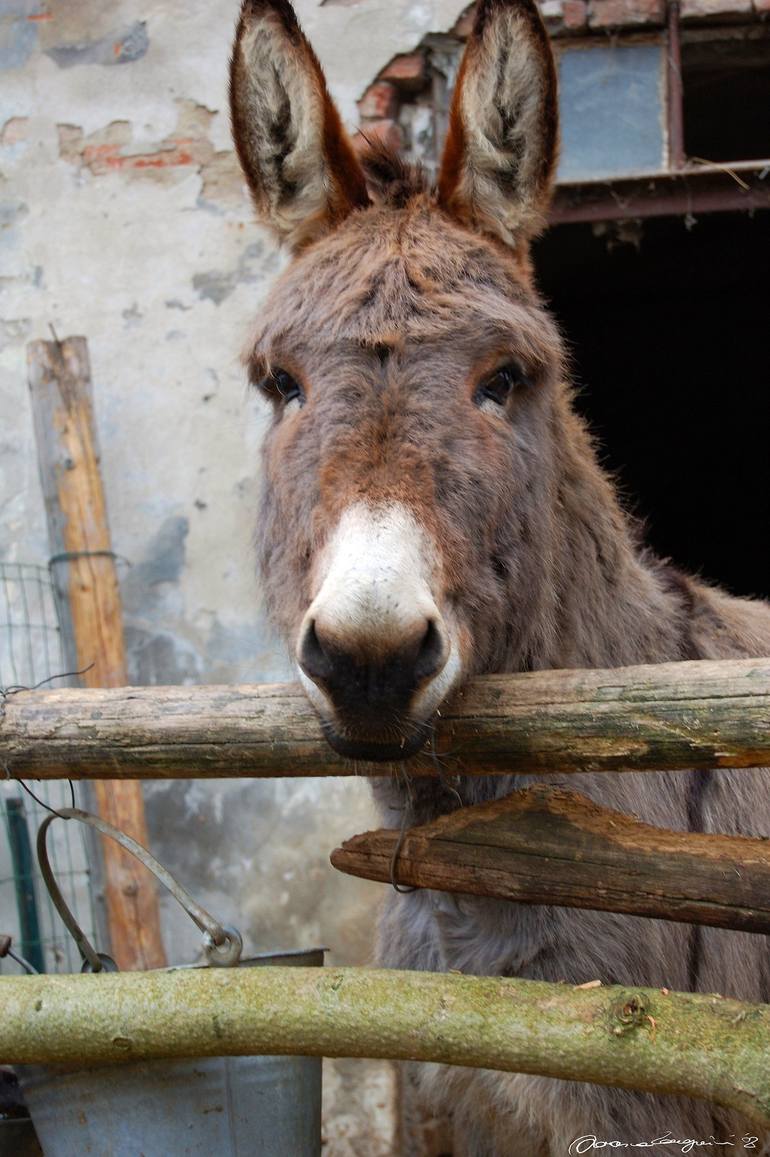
358 139 430 208
246 196 564 377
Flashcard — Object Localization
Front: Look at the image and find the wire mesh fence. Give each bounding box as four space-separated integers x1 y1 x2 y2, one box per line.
0 560 98 975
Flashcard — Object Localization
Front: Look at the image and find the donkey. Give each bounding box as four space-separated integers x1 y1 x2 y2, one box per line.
229 1 770 1152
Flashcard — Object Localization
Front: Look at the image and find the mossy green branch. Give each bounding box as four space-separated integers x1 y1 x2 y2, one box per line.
4 967 770 1125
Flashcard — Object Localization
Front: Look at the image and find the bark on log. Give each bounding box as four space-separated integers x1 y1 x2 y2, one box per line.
1 657 769 780
4 968 770 1126
331 785 770 934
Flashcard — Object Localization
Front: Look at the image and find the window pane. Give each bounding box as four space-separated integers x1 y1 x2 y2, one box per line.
557 41 667 182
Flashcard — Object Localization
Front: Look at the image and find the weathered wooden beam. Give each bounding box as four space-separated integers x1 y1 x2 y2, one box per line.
27 336 166 970
332 785 770 934
1 657 769 780
4 968 770 1126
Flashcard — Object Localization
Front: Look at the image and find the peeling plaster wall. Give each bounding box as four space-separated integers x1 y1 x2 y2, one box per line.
0 1 468 1148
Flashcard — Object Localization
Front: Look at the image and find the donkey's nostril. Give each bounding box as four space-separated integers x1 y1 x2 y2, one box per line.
413 619 449 686
297 608 450 721
298 618 334 684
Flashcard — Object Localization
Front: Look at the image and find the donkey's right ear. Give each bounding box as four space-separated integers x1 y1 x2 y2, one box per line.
230 0 370 250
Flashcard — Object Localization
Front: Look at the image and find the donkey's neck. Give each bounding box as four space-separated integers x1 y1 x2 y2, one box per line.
513 395 686 674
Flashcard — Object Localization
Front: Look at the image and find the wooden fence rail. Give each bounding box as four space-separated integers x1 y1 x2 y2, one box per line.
332 784 770 935
4 967 770 1126
1 657 768 780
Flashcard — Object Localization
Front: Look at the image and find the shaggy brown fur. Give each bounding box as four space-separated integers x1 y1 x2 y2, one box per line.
230 0 369 249
439 0 559 246
230 1 770 1152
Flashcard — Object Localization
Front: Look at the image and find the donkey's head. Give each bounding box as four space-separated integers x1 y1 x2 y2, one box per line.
231 0 564 760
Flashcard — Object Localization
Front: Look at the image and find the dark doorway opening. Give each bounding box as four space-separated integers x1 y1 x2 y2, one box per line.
533 211 770 600
682 34 770 164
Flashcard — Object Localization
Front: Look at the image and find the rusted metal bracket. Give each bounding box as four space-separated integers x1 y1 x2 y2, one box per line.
551 159 770 224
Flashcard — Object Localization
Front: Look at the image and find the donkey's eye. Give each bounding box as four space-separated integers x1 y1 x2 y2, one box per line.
258 370 305 411
263 368 304 407
475 364 528 408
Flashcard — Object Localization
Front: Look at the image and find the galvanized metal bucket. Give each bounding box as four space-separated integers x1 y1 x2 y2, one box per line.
16 809 323 1157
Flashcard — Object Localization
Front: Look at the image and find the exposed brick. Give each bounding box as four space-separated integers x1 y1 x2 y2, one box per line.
354 119 404 154
589 0 665 27
379 52 427 93
680 0 752 18
563 0 590 28
358 80 399 121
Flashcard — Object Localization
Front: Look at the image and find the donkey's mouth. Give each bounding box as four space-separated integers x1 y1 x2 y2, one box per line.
320 718 429 762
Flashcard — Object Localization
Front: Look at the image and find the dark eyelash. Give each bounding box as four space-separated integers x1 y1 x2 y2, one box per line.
258 367 305 406
474 363 529 407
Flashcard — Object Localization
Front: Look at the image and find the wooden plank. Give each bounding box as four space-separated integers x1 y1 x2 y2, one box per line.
331 785 770 934
27 336 166 970
1 656 770 780
3 967 770 1126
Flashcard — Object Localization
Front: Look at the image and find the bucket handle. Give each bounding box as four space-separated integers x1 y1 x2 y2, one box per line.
37 807 243 973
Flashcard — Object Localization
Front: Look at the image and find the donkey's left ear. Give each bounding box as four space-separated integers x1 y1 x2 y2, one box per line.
437 0 558 248
230 0 370 250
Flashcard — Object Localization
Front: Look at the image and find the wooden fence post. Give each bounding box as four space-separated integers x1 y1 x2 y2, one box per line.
27 336 166 970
